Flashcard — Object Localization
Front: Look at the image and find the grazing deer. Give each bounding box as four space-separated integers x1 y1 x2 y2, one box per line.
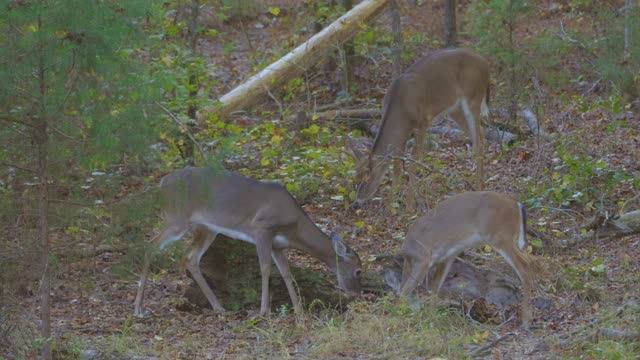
351 48 490 210
133 167 362 317
397 191 533 329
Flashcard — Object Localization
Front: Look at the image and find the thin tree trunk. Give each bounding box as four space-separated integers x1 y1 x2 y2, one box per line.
184 0 200 163
507 0 518 123
390 0 403 79
339 0 355 97
444 0 457 48
36 15 51 360
624 0 632 56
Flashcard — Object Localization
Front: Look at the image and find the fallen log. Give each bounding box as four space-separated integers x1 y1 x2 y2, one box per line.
208 0 390 120
561 210 640 247
289 109 518 144
519 106 552 139
595 328 640 341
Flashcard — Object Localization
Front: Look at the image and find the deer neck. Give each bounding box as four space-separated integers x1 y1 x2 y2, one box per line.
290 213 339 271
358 102 411 200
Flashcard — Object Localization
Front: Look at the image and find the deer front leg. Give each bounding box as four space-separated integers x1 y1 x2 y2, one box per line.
255 231 275 316
386 153 404 213
406 126 426 213
399 254 430 296
272 249 302 316
186 227 225 313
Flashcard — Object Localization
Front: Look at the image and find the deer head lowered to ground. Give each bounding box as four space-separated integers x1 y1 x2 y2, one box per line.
351 48 490 211
133 167 362 317
395 191 534 329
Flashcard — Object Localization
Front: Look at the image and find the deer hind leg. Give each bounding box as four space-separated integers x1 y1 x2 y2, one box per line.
460 97 485 190
185 226 225 313
134 226 187 317
272 249 302 315
495 247 533 329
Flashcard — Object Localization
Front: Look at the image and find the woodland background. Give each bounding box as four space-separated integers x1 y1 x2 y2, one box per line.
1 0 639 359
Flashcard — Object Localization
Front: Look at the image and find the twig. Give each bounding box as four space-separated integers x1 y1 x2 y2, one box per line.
156 102 205 160
389 155 432 171
0 161 36 174
263 84 285 120
559 21 578 43
0 116 35 128
595 328 640 341
468 333 515 356
583 79 601 95
559 318 601 340
48 186 156 207
239 19 254 54
49 125 83 142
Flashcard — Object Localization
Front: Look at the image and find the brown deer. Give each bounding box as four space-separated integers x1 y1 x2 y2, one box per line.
134 167 362 317
396 191 534 329
351 48 490 210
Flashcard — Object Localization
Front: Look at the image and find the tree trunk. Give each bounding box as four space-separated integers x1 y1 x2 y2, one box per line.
339 0 355 97
444 0 457 48
507 0 518 123
184 0 200 163
624 0 632 56
36 15 51 360
208 0 390 120
390 0 403 79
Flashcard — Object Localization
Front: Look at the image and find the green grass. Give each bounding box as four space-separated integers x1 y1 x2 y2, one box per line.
242 296 480 359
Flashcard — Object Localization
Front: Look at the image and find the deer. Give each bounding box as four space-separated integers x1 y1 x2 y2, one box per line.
395 191 534 329
133 167 362 318
351 48 490 211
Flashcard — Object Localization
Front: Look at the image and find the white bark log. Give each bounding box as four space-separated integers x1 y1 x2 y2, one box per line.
519 106 552 139
208 0 390 120
562 210 640 247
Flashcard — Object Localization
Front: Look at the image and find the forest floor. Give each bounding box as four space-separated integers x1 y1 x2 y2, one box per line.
14 1 640 359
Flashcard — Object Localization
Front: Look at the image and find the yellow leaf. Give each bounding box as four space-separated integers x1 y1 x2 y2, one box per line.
260 158 270 166
161 55 173 66
483 245 492 253
355 221 365 228
552 172 560 180
271 135 283 145
268 7 280 16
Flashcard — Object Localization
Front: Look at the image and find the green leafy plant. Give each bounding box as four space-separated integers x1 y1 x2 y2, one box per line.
526 138 632 207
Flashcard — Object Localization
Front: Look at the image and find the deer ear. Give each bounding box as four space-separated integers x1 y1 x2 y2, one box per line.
331 231 348 257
